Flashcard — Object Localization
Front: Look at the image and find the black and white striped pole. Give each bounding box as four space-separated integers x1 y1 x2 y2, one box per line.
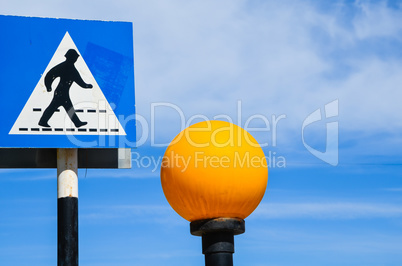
57 148 78 266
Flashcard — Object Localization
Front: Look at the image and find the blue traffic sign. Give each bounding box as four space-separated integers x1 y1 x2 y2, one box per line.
0 15 135 148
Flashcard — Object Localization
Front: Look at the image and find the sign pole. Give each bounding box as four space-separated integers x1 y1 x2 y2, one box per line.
57 148 78 266
0 15 135 263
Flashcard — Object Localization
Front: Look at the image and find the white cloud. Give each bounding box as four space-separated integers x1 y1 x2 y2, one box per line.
252 202 402 219
354 0 402 40
383 187 402 192
80 204 184 226
244 226 402 254
0 169 55 181
129 0 402 147
3 0 402 150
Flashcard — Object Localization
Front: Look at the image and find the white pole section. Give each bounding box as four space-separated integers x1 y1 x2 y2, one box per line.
57 148 78 198
57 148 78 266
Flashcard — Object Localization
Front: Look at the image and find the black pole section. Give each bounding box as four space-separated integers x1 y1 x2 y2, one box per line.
190 218 245 266
203 231 234 266
58 197 78 266
57 149 78 266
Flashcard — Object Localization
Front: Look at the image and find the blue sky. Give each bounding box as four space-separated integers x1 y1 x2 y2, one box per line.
1 0 402 265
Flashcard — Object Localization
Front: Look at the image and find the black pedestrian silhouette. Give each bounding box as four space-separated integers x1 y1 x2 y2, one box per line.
39 49 93 128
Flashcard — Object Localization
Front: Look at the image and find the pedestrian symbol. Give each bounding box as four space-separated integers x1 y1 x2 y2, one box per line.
9 32 126 135
39 48 93 128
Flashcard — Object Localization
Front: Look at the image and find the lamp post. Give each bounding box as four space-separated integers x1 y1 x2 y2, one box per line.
161 120 268 266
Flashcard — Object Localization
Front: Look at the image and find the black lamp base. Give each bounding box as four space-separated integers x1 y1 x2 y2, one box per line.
190 218 245 266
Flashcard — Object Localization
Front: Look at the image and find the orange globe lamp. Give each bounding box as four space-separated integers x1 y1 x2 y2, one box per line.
160 120 268 266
